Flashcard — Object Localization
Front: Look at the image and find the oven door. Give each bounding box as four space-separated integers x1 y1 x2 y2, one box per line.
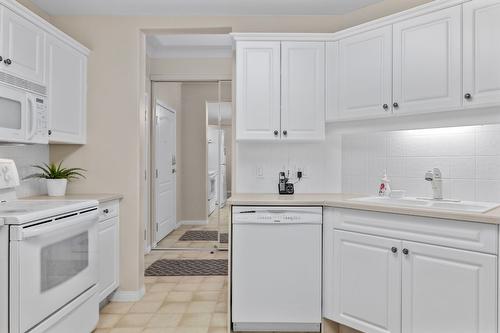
9 210 98 333
0 84 27 142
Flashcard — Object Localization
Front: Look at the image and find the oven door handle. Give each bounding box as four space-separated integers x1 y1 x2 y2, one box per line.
20 213 97 240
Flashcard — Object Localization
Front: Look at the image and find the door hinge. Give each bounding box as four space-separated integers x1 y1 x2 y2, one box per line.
144 229 147 240
156 224 159 232
155 169 159 178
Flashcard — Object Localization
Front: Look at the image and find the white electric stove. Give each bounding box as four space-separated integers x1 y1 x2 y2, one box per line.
0 159 100 333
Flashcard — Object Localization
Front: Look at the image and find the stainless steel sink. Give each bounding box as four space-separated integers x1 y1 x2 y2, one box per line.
350 196 500 213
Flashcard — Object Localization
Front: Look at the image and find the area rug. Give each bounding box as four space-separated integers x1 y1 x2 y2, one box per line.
145 259 228 276
179 230 228 243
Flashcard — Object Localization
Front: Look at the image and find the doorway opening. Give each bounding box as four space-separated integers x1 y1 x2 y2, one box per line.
144 32 233 253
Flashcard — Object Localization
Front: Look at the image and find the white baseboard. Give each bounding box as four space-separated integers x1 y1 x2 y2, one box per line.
177 219 208 227
110 286 145 302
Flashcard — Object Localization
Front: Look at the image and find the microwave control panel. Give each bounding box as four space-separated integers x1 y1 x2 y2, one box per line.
34 97 48 137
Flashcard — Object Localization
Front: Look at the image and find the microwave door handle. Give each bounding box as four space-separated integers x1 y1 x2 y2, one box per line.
27 95 36 140
20 213 97 240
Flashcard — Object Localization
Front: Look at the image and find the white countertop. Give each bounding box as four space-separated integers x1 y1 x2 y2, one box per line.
228 193 500 225
27 193 123 204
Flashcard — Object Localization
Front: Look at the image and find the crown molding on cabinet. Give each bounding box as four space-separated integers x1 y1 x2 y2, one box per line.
230 33 335 41
1 0 90 55
150 73 232 82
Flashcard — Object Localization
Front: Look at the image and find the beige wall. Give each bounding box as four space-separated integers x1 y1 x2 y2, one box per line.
150 58 232 78
180 82 219 221
39 0 432 293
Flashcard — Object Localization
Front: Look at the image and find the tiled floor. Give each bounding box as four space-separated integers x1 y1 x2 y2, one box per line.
156 206 229 250
95 250 229 333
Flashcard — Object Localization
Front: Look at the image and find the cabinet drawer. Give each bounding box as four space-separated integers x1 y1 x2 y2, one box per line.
329 208 498 254
99 200 119 222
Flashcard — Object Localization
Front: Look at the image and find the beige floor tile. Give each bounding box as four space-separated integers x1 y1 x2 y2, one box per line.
128 301 163 313
210 313 227 327
101 302 134 314
208 328 227 333
93 329 111 333
186 301 217 314
193 291 219 301
157 276 183 283
115 313 154 328
109 329 143 333
158 302 190 314
142 291 170 302
174 327 209 333
151 283 177 292
179 313 213 327
214 303 227 313
198 283 223 291
182 276 205 283
143 328 177 333
96 314 122 329
166 291 194 302
174 283 200 292
147 313 183 328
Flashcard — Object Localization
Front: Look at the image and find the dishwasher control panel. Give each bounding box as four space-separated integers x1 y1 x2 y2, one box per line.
232 206 322 224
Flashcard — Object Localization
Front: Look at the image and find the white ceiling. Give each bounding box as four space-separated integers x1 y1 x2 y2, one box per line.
147 34 233 58
31 0 384 16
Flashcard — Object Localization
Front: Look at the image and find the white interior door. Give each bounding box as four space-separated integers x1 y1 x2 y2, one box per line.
154 101 176 244
401 241 497 333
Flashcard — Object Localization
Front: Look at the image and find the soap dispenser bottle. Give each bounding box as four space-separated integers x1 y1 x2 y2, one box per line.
379 170 391 197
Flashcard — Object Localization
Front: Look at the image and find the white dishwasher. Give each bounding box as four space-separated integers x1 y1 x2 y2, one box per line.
232 206 322 332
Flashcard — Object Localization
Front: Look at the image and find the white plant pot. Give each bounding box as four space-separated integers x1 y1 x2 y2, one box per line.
46 179 68 197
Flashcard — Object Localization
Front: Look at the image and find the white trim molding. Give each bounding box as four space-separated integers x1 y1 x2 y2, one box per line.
177 219 208 226
110 286 146 302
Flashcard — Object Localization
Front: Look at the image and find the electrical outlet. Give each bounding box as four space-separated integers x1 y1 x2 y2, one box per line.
256 166 264 178
302 166 310 178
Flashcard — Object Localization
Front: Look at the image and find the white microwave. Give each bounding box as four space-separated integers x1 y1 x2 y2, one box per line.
0 80 48 144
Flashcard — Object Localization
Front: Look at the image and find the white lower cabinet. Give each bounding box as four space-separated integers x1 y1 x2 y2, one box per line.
97 200 120 302
401 241 497 333
332 230 401 333
326 208 498 333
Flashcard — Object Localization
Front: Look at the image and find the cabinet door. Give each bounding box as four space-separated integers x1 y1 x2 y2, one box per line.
235 41 281 141
393 6 462 114
97 217 119 302
325 41 339 122
281 41 325 140
463 0 500 107
401 241 497 333
338 26 393 120
1 7 45 84
333 230 401 333
46 35 87 144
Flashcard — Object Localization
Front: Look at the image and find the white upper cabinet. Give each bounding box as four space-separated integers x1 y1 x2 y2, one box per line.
337 26 393 120
46 35 87 144
281 42 325 141
332 230 401 333
463 0 500 107
1 7 45 84
392 6 462 114
401 241 497 333
235 41 281 141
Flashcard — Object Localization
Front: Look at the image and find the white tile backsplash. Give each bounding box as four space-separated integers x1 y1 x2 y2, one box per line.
342 125 500 202
0 144 48 197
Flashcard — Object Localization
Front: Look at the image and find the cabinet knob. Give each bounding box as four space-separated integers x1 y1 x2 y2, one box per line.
0 56 3 62
391 247 398 253
393 102 399 108
383 104 389 111
4 58 11 65
274 130 279 136
103 208 109 214
464 93 472 100
48 129 52 135
402 248 409 255
282 130 288 136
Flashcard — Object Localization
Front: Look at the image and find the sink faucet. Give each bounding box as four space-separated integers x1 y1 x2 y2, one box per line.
425 168 443 200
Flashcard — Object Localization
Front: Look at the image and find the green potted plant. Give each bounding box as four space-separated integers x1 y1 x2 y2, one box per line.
28 161 86 196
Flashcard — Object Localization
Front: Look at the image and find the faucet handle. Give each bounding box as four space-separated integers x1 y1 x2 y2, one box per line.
425 170 434 181
432 168 442 179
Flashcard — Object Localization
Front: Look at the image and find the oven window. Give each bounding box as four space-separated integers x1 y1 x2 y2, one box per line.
40 232 89 292
0 97 22 130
